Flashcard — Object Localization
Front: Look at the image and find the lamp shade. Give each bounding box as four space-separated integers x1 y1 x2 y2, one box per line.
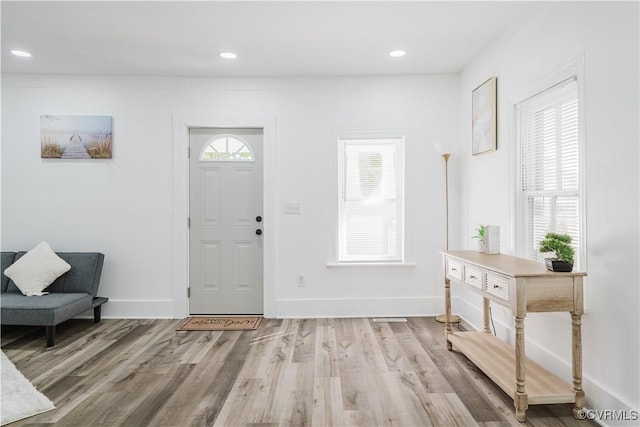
433 142 454 156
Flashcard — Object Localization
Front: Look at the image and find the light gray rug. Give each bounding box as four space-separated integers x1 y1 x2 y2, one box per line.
1 350 55 425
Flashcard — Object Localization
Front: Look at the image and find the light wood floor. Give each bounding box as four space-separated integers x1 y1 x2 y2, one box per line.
1 317 594 427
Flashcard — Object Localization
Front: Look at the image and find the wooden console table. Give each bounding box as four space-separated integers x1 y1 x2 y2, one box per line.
442 250 586 422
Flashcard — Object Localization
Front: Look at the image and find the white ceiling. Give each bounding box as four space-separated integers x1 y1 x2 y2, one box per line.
1 1 551 77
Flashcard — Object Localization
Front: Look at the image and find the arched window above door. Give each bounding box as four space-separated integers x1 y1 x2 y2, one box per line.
199 135 254 161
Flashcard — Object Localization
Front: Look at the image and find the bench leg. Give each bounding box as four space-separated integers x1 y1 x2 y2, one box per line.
94 305 102 323
46 326 55 347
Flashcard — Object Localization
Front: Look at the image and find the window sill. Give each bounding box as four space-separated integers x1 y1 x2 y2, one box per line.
326 262 416 268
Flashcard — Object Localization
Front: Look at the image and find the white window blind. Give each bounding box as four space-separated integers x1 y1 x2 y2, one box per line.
517 77 582 267
338 137 404 262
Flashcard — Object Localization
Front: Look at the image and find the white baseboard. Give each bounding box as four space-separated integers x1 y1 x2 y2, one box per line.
275 296 443 318
78 296 446 320
75 299 175 319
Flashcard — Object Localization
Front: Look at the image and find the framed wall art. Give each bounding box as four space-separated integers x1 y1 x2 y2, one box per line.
472 77 497 155
41 115 112 159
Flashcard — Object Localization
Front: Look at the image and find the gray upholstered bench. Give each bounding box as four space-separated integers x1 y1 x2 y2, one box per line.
1 251 107 346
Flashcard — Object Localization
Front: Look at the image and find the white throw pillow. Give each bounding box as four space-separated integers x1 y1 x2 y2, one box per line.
3 242 71 296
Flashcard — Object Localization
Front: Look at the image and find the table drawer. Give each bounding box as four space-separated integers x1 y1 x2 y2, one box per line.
486 272 510 301
464 266 483 290
446 259 463 280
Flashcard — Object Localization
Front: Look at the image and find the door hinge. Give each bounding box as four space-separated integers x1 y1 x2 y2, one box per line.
187 217 190 228
187 287 190 298
187 146 190 158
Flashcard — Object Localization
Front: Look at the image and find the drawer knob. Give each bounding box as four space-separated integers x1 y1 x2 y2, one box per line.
470 275 476 279
452 268 457 271
493 284 500 288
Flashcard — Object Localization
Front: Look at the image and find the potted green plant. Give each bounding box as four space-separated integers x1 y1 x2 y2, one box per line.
539 232 575 272
472 224 487 253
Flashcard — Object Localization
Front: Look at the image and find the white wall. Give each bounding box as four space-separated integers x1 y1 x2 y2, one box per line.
1 74 460 319
4 2 637 419
456 2 639 424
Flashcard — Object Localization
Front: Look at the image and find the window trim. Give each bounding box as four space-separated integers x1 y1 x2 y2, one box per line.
512 57 587 270
333 133 406 265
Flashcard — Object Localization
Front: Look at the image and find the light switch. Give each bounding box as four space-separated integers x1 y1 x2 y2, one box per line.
284 202 302 215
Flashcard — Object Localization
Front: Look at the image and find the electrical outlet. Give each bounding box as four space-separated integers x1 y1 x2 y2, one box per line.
296 274 305 287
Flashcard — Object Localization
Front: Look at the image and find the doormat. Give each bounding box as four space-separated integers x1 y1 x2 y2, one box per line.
177 316 262 331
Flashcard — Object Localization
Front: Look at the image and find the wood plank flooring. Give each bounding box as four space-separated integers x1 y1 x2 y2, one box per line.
1 317 595 427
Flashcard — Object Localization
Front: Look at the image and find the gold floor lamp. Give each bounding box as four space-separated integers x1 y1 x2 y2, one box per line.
435 151 459 323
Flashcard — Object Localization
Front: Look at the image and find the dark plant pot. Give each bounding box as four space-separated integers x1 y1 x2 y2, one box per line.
545 258 573 272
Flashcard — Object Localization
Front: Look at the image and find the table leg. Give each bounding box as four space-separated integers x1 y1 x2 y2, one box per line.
571 313 585 418
514 316 528 422
445 277 452 350
483 297 491 334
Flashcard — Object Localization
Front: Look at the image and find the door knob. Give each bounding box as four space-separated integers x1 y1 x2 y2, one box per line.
256 216 262 222
256 229 262 235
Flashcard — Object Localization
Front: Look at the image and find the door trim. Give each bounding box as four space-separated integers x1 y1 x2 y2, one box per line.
172 112 277 319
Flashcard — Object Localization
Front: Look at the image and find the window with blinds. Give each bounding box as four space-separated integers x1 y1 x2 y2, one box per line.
338 137 404 262
517 77 582 267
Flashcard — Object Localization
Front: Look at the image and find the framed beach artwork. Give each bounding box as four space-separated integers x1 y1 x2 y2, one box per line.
471 77 497 155
41 115 112 159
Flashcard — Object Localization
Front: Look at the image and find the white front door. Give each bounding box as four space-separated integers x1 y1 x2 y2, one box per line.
188 128 263 314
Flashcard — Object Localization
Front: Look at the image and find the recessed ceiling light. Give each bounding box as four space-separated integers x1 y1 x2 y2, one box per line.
219 52 237 59
10 49 32 58
389 50 406 58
